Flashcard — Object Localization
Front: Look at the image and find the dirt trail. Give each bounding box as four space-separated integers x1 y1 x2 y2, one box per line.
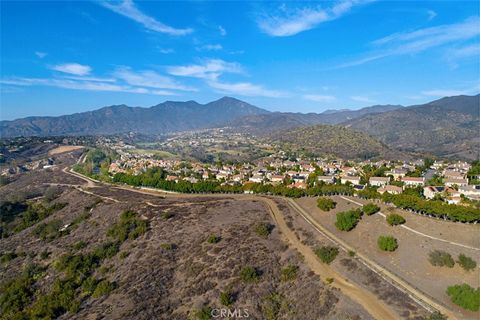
290 198 458 320
260 197 399 320
61 166 457 319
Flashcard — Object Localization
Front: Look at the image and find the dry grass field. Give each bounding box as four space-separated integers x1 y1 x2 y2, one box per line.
295 196 480 320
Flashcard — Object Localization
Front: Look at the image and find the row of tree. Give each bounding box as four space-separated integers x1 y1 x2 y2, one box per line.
382 193 480 223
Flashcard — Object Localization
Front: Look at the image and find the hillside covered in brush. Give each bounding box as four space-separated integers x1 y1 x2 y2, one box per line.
266 124 402 160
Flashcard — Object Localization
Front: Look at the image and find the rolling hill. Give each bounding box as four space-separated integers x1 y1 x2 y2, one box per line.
343 95 480 159
266 124 402 160
229 105 403 134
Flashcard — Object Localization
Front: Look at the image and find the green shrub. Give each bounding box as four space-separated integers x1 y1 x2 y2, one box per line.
280 264 298 282
1 251 18 263
107 210 148 242
261 292 288 320
219 289 234 306
40 250 50 260
362 203 380 215
348 250 356 257
255 222 272 238
428 250 455 268
446 284 480 311
377 236 398 251
386 213 406 226
81 276 98 295
119 251 129 259
72 241 87 250
335 209 362 231
32 219 66 241
457 254 477 271
240 266 259 282
206 234 221 244
92 280 115 298
0 265 45 317
161 211 174 220
428 311 447 320
316 197 336 211
314 246 339 264
160 243 175 250
191 305 212 320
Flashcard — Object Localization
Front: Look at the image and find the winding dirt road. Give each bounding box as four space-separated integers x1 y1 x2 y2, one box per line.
60 165 459 319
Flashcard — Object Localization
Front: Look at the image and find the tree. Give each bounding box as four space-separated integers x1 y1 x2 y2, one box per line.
457 254 477 271
316 197 336 211
377 236 398 251
428 250 455 268
362 203 380 215
335 209 362 231
386 213 406 226
314 246 339 264
446 284 480 311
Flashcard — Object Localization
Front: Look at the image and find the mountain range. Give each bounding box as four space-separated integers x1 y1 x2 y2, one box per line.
1 94 478 159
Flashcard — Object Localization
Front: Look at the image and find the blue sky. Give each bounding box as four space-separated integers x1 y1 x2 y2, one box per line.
1 0 479 120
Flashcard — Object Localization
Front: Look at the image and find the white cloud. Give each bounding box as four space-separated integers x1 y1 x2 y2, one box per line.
167 59 242 80
219 25 227 36
351 95 375 103
99 0 192 36
447 43 480 59
339 16 480 68
196 44 223 51
51 63 92 76
0 77 177 96
113 67 196 91
427 10 437 21
421 84 480 97
258 0 373 37
303 94 336 102
35 51 47 59
159 48 175 54
208 80 286 97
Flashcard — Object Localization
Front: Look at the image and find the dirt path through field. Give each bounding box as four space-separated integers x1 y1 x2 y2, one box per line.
60 165 457 319
261 197 399 320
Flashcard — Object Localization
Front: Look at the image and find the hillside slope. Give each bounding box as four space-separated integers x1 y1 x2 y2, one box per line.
343 95 480 159
266 124 402 160
229 105 403 134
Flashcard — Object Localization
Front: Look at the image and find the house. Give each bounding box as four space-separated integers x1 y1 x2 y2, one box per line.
249 175 264 183
166 175 178 182
458 185 480 201
401 177 425 187
269 174 284 183
386 168 409 180
423 186 458 199
443 170 465 179
377 185 403 195
369 176 390 187
317 176 335 184
288 181 307 189
341 176 361 185
444 178 469 187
